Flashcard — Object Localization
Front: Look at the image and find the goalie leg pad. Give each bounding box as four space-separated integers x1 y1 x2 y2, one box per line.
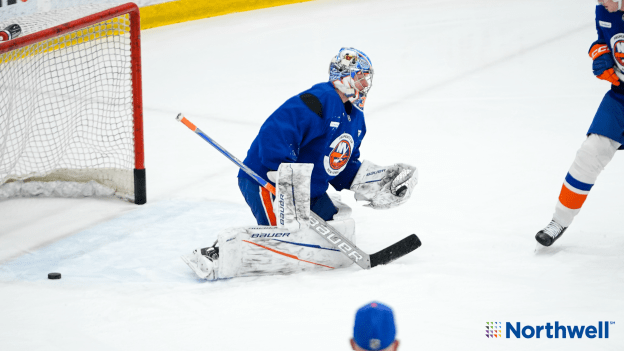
329 192 353 220
215 218 355 279
274 163 313 231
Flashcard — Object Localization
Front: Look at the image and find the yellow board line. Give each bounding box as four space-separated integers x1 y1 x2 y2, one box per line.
139 0 314 30
0 16 130 64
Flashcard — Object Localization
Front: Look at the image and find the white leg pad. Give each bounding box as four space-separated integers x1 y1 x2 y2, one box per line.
216 218 355 279
329 192 353 220
274 163 313 231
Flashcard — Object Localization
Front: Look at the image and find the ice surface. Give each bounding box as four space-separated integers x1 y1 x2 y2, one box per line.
1 0 623 350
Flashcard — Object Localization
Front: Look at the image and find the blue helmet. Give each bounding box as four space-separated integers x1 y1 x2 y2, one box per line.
329 47 374 111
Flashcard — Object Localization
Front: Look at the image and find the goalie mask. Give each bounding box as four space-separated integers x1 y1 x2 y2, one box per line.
329 47 374 111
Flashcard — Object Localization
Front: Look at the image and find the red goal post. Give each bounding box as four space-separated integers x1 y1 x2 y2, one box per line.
0 3 146 204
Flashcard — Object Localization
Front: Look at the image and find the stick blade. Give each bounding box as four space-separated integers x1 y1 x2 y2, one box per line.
370 234 421 267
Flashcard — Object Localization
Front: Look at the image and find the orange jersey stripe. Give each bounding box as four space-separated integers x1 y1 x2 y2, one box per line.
243 240 335 269
558 184 588 210
260 186 277 226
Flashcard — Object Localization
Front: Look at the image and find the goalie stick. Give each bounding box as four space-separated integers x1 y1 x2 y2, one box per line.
175 113 421 269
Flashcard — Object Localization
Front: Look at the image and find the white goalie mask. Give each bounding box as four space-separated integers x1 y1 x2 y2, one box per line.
328 47 374 111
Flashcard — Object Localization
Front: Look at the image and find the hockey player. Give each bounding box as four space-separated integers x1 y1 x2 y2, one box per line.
535 1 624 246
182 48 418 280
351 302 399 351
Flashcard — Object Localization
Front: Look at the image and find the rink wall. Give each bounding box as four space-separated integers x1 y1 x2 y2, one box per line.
0 0 314 30
0 0 173 22
140 0 314 30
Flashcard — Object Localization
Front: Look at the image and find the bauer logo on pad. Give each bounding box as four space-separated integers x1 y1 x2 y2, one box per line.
330 121 340 128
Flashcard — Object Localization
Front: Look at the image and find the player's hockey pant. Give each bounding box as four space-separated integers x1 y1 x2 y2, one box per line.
238 177 338 226
553 133 621 227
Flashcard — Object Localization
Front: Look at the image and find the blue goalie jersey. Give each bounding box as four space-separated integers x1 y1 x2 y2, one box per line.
238 82 366 200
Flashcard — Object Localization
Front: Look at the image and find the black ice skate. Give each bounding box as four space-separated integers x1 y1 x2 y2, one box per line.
198 244 219 261
535 220 567 247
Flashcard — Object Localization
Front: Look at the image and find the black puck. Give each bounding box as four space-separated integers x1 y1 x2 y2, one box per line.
48 272 61 280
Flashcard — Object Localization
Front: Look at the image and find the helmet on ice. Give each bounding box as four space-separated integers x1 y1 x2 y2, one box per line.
329 47 373 111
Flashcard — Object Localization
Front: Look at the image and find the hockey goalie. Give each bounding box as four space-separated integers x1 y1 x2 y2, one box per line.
181 48 418 280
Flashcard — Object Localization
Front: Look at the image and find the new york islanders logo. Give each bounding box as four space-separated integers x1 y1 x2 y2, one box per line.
610 33 624 69
330 141 351 169
324 133 354 176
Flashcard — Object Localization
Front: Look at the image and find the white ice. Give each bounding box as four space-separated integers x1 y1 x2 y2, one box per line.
1 0 623 350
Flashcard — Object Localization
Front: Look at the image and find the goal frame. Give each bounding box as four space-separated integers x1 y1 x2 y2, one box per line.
0 2 146 204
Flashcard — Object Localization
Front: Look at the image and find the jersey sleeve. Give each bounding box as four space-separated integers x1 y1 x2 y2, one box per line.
255 98 318 171
593 6 607 47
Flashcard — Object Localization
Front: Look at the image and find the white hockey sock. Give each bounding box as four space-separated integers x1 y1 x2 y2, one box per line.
553 134 620 227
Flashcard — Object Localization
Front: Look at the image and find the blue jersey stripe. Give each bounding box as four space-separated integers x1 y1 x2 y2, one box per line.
565 173 593 192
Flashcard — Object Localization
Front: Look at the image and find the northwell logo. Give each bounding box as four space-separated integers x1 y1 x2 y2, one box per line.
487 321 614 339
485 322 502 338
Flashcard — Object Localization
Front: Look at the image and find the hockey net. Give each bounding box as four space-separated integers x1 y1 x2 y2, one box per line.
0 3 146 204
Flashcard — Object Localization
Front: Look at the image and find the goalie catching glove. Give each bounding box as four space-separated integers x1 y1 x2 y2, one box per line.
350 160 418 209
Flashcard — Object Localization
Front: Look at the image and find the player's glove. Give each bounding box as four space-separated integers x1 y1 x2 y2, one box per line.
350 160 418 210
589 42 620 86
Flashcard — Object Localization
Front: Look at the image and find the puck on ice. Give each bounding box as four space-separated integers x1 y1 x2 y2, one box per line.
48 273 61 279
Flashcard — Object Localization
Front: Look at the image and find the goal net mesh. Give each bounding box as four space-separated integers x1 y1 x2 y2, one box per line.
0 4 140 202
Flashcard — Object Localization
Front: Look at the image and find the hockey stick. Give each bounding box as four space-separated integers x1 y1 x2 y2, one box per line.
176 113 421 268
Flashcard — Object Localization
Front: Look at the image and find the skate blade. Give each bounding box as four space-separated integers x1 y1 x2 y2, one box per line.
534 241 566 255
181 254 211 280
534 241 550 253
